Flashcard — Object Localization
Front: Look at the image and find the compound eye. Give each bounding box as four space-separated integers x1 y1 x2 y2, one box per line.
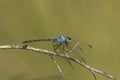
69 37 71 40
67 37 71 40
66 37 71 43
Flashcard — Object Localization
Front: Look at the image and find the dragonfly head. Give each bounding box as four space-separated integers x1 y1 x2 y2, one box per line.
65 37 71 43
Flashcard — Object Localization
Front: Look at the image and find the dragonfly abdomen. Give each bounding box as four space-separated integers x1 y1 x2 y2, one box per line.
22 39 51 43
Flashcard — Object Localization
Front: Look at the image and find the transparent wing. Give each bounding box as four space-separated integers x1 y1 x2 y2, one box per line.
52 41 74 68
52 39 92 54
65 40 92 62
52 39 92 64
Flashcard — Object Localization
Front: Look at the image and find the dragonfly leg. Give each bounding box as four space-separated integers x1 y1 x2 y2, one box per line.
62 44 66 53
61 43 72 53
53 43 62 53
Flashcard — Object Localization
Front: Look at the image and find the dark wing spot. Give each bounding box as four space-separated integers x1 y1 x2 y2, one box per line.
88 44 92 48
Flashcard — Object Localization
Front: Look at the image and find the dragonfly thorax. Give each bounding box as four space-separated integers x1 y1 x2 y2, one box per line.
53 36 71 43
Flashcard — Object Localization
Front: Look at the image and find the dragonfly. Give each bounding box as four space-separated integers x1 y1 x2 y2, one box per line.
23 35 71 53
22 35 92 53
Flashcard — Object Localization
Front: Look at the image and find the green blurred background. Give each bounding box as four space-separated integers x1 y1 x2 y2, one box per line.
0 0 119 80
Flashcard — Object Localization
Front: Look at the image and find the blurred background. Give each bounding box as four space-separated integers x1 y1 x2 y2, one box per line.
0 0 119 80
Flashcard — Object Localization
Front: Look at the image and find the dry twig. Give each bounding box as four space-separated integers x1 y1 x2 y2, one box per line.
0 44 117 80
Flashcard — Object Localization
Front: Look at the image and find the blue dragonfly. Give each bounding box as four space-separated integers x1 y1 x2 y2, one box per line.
22 35 92 61
23 35 72 53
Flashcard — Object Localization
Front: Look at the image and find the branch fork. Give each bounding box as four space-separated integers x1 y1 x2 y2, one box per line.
0 44 117 80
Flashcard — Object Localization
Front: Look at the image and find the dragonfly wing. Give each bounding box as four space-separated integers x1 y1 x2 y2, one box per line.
78 41 92 53
64 40 92 62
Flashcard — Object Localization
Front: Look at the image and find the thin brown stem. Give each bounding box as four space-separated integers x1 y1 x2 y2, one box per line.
0 44 117 80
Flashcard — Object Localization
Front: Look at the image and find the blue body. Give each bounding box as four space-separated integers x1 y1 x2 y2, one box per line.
52 36 66 43
51 35 71 43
